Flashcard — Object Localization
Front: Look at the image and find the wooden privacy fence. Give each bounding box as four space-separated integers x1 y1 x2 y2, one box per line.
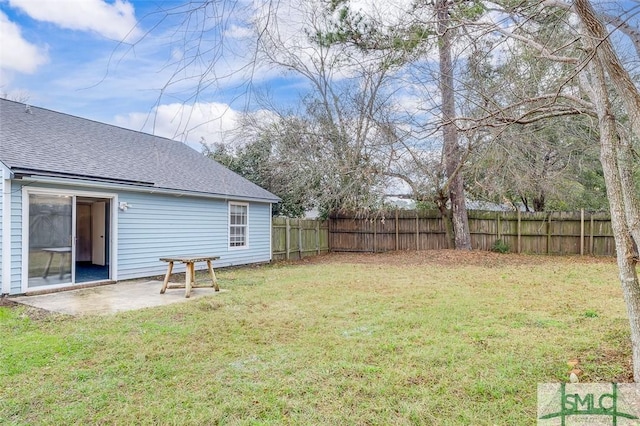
329 209 616 256
272 217 330 261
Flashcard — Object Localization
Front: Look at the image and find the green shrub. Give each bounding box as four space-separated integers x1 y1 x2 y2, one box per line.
491 239 510 254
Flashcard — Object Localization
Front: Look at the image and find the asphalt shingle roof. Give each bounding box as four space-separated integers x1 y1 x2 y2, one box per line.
0 99 279 202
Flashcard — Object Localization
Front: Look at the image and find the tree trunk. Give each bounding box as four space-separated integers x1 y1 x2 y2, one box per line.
574 0 640 253
436 0 471 250
593 87 640 382
577 1 640 380
618 133 640 249
533 193 546 212
436 194 456 249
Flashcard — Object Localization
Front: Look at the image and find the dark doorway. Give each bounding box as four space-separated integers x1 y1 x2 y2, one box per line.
75 198 110 283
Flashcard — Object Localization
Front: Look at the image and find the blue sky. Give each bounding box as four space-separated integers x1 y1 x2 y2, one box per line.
0 0 306 146
3 0 638 151
0 0 442 151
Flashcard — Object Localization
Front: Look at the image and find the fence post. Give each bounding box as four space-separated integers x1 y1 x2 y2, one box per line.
298 219 303 258
316 220 320 255
580 209 585 256
497 213 501 240
328 217 332 253
395 209 399 251
590 215 595 255
547 214 552 254
416 215 420 250
373 219 377 253
286 217 291 260
517 210 521 254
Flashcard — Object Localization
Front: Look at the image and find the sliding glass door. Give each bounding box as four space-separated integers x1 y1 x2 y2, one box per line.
28 194 73 288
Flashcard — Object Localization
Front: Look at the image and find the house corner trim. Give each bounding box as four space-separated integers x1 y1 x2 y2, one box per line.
1 172 11 295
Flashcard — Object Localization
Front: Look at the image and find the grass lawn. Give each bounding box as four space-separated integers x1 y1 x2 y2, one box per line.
0 251 632 425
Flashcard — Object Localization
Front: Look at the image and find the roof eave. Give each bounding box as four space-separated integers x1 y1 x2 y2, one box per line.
13 174 281 204
10 167 155 187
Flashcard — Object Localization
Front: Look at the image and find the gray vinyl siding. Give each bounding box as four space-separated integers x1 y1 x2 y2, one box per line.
4 181 273 294
0 171 3 283
241 202 272 263
117 191 272 280
117 191 223 279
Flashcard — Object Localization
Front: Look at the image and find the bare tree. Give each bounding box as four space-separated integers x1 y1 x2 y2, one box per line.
573 0 640 381
458 0 640 379
460 39 604 211
318 0 475 248
468 119 602 211
135 1 402 215
0 90 30 103
244 1 403 215
436 0 472 248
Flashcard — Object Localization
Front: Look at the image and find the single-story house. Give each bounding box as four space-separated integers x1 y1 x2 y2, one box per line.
0 99 279 296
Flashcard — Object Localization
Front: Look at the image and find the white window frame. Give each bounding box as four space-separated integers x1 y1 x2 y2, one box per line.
228 201 249 249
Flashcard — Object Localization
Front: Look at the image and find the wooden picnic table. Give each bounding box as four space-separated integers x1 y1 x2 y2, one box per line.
159 256 220 298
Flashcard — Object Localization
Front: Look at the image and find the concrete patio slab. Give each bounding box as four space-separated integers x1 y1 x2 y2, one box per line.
10 280 225 316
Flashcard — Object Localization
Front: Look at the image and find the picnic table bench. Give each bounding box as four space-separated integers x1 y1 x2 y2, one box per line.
159 256 220 298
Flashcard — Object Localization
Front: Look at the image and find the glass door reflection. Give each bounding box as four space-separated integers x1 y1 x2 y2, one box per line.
28 194 73 288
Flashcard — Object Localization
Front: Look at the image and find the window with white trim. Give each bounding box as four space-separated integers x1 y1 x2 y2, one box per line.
229 202 248 248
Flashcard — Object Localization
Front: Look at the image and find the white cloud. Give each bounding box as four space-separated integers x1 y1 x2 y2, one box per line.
341 0 417 25
224 24 253 39
0 11 48 74
8 0 141 41
114 102 245 147
114 102 279 151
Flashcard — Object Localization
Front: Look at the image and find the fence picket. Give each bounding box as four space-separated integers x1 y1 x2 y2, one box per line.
270 211 615 261
325 210 614 256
